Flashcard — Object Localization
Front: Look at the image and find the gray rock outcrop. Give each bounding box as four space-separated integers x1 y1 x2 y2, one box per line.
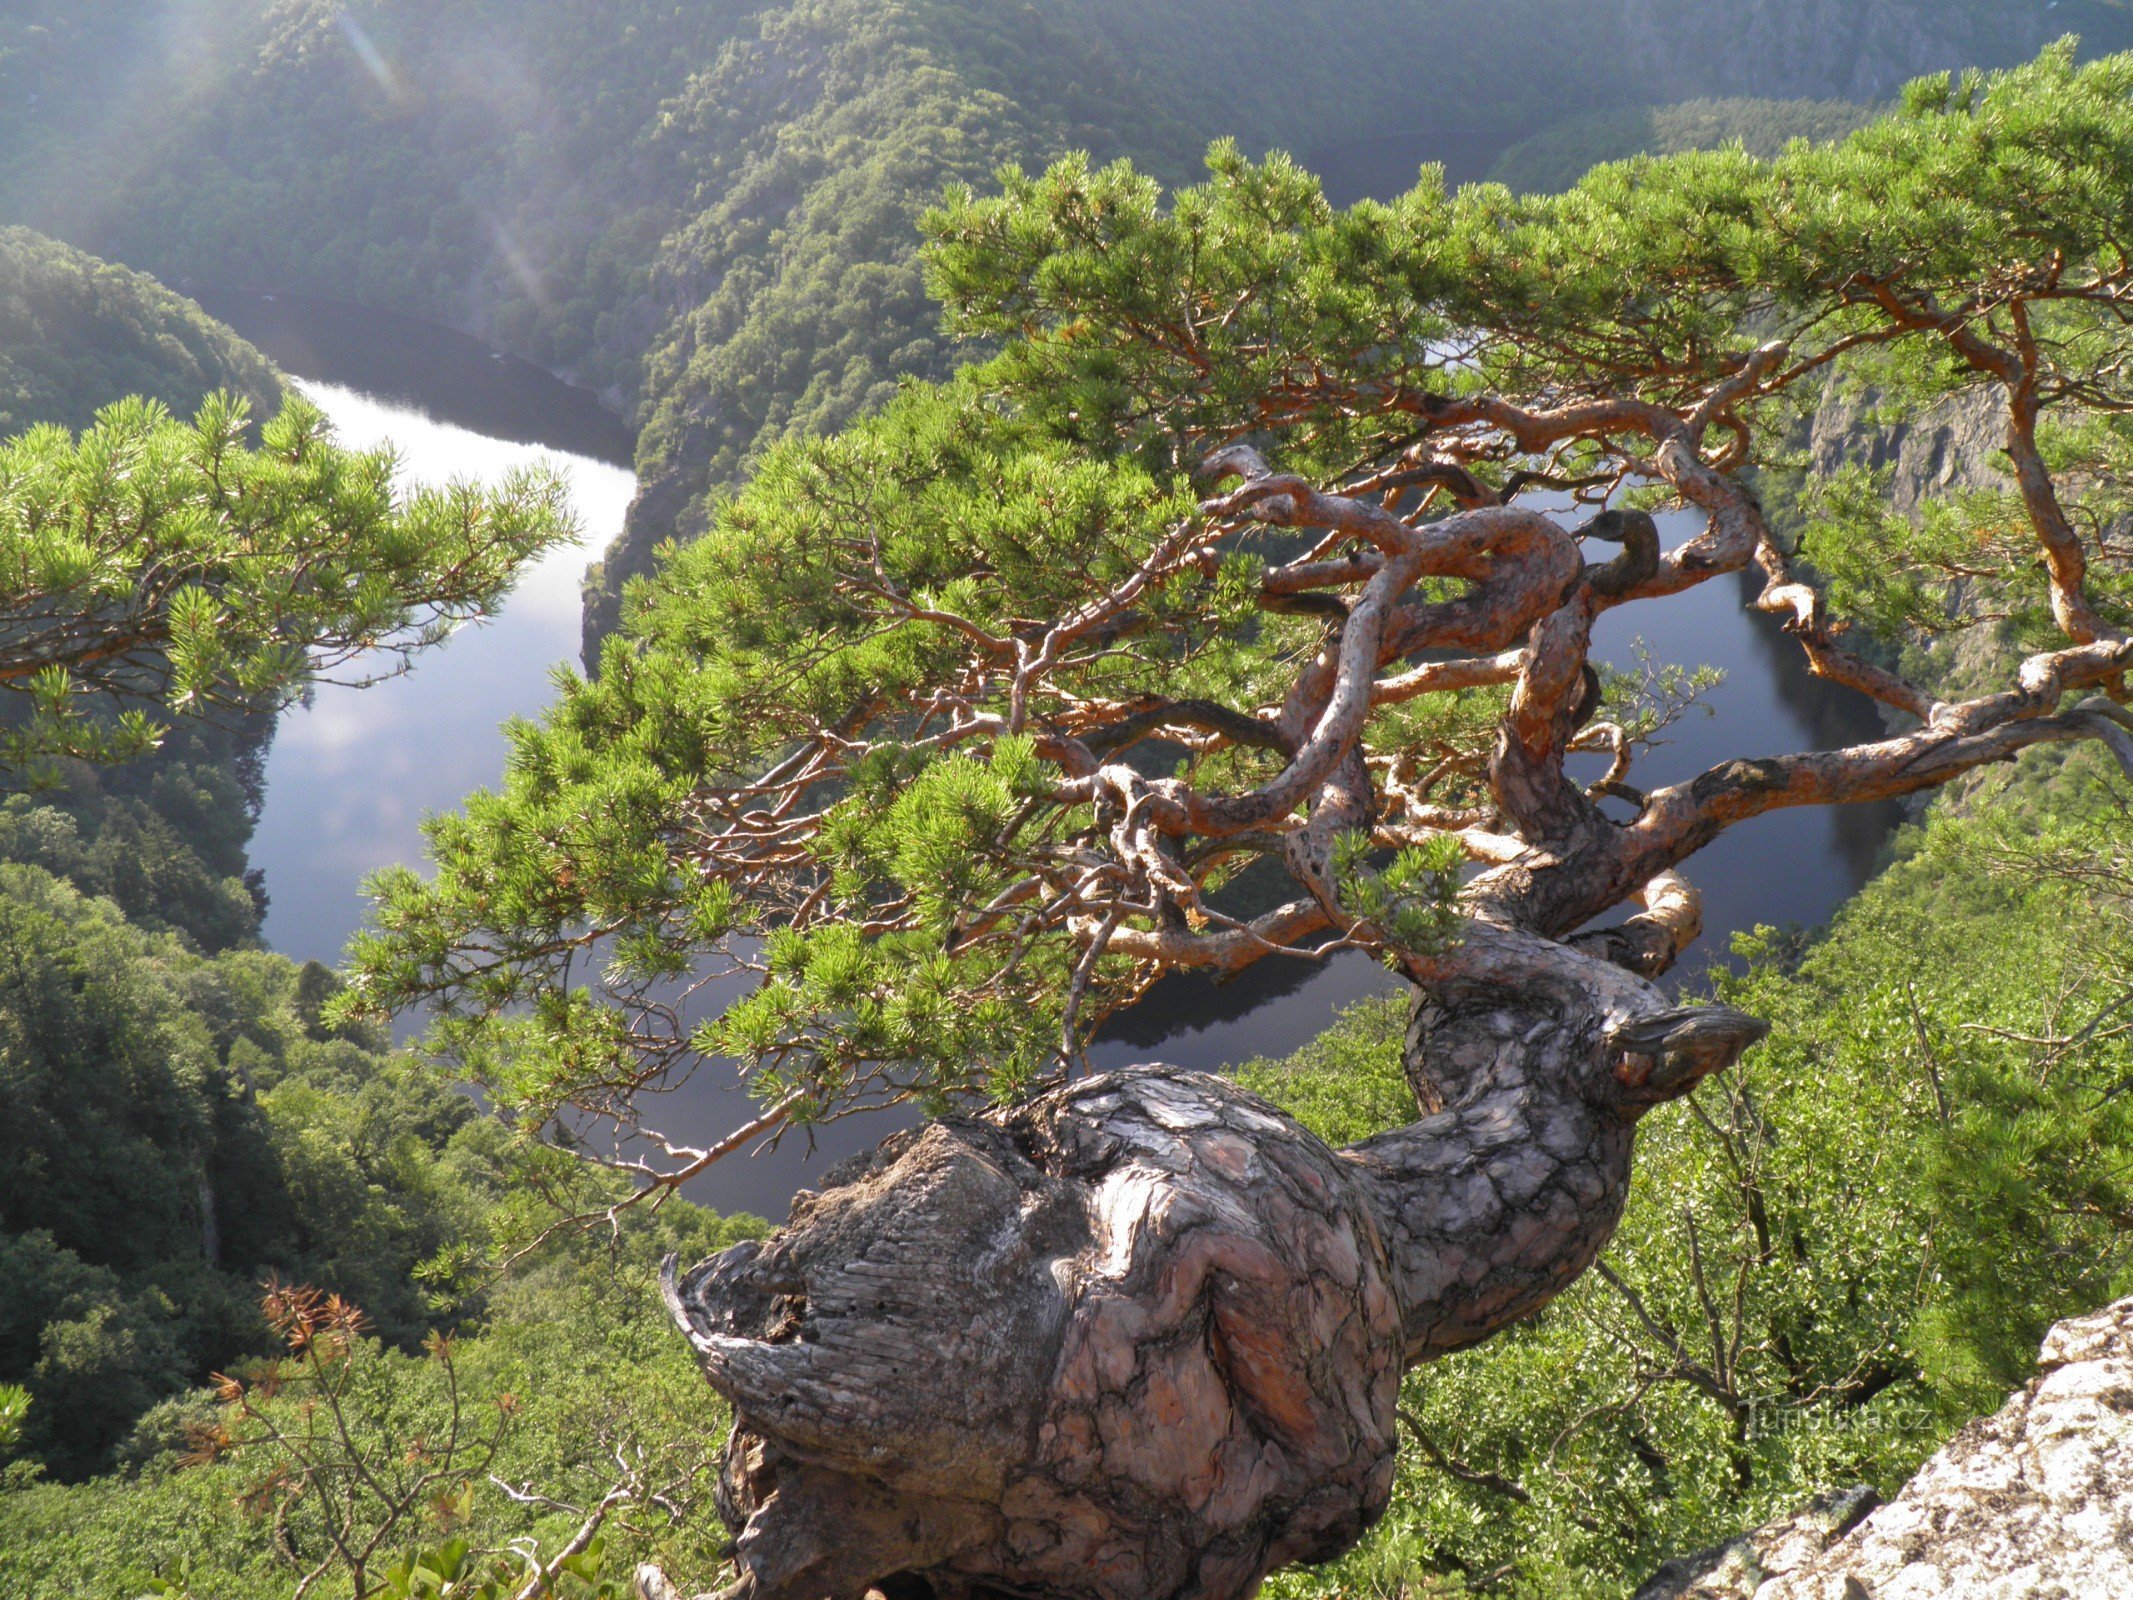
1637 1295 2133 1599
1805 385 2003 518
1614 1 2074 106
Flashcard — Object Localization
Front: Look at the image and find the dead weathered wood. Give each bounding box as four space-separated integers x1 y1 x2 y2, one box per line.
591 255 2133 1599
660 926 1765 1599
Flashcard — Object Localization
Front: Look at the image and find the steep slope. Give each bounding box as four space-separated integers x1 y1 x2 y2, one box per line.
0 226 281 433
5 1 2127 656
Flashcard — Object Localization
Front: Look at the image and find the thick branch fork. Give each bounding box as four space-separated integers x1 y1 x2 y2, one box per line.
515 330 2133 1336
662 925 1766 1600
587 344 2133 1209
348 87 2133 1600
627 339 2133 1596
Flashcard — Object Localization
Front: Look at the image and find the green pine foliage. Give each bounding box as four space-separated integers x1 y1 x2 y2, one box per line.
337 49 2133 1592
0 227 574 782
1240 759 2133 1598
0 391 573 781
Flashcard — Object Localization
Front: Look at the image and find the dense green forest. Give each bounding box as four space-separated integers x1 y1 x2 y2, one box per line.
4 14 2133 1600
6 1 2130 649
0 230 762 1595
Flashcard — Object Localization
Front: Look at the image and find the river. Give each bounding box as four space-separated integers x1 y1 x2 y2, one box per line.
209 291 1902 1220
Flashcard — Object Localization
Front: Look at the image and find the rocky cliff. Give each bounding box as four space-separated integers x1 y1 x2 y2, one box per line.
1637 1294 2133 1599
1611 1 2113 105
1804 385 2004 517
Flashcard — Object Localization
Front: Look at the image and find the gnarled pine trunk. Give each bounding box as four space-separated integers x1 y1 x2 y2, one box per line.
659 948 1765 1600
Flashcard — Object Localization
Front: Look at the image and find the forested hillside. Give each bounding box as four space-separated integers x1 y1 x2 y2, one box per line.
6 17 2133 1600
0 232 768 1593
0 226 280 434
6 0 2127 651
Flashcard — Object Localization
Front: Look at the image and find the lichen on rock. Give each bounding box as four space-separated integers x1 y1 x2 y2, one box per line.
1637 1295 2133 1600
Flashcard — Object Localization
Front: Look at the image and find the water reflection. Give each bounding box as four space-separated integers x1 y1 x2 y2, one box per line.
1584 524 1908 969
247 381 635 964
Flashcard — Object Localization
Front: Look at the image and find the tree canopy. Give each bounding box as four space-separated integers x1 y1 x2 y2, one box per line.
0 392 572 779
354 46 2133 1217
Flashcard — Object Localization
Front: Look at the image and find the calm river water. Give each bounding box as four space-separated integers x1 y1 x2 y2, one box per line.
210 292 1902 1219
